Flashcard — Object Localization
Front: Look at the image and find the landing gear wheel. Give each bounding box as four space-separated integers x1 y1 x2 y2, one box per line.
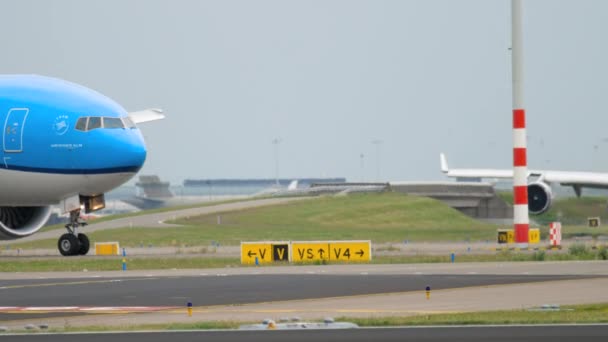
58 233 80 256
59 208 93 257
78 234 90 255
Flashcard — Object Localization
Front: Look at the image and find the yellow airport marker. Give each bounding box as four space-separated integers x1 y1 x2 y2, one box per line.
425 286 431 300
187 302 192 317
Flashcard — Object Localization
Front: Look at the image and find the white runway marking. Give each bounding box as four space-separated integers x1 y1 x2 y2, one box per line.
0 306 179 312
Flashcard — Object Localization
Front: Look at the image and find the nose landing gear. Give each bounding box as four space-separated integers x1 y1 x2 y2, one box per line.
58 210 90 256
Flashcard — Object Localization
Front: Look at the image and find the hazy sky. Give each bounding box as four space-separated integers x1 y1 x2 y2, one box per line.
1 0 607 184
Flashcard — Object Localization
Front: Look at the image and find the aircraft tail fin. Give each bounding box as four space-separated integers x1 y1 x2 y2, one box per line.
287 180 298 191
440 153 449 173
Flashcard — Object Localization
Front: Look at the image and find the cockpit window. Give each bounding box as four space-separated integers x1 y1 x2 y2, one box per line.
75 116 131 132
103 117 124 129
75 117 88 131
87 117 102 130
122 116 136 129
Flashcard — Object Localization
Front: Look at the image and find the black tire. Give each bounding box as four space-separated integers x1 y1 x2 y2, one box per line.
78 234 90 255
58 234 80 256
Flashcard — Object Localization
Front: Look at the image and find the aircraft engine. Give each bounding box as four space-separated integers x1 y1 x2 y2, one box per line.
0 206 52 240
527 182 553 215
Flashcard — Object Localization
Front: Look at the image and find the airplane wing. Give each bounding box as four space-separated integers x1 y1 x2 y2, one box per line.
440 153 514 179
440 153 608 195
542 171 608 189
128 108 165 124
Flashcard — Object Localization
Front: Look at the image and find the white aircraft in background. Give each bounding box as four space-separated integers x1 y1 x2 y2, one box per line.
440 153 608 215
254 180 299 197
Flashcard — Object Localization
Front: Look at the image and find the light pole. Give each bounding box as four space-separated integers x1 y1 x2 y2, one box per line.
371 139 383 182
360 153 365 182
272 138 282 186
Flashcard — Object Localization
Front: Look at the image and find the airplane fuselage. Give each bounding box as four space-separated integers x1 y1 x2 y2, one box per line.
0 75 146 206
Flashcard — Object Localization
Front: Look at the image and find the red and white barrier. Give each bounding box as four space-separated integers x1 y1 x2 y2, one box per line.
549 222 562 247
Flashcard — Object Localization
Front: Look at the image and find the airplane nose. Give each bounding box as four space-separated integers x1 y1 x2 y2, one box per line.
113 131 147 171
129 141 147 169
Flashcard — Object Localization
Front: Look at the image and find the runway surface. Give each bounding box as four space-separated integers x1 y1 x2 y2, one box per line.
2 325 608 342
0 273 598 321
0 274 587 307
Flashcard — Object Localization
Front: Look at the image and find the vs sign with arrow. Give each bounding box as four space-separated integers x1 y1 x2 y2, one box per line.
292 242 330 262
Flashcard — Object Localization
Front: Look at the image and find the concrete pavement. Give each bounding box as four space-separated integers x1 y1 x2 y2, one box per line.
2 325 608 342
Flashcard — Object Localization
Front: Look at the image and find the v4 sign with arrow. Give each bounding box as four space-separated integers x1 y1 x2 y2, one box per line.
330 241 371 262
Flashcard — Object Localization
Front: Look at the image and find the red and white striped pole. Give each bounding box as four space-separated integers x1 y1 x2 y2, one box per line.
512 0 529 247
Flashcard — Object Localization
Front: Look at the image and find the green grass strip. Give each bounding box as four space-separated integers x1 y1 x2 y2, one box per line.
0 256 241 272
1 251 607 272
344 303 608 326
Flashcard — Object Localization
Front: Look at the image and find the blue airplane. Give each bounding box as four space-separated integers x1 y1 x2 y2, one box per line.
0 75 164 256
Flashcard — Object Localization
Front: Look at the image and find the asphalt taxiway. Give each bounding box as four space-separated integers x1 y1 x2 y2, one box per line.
2 325 608 342
0 274 588 308
1 262 608 329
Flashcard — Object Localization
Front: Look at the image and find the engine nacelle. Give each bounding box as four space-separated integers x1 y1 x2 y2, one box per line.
527 182 553 215
0 206 52 240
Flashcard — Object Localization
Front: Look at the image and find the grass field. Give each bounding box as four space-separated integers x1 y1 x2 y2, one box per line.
38 197 254 233
11 193 499 250
11 192 608 251
171 192 497 242
346 302 608 326
498 192 608 226
538 196 608 228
